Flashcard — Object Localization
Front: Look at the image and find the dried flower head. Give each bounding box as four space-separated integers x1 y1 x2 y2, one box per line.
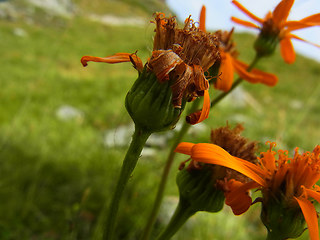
81 13 221 125
149 13 220 118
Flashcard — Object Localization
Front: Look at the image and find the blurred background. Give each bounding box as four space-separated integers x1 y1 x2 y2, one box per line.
0 0 319 239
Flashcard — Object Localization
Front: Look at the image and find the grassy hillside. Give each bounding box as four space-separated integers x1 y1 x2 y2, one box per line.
0 0 319 239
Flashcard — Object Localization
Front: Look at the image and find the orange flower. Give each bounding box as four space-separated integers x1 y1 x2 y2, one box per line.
200 6 278 92
232 0 320 64
81 13 220 125
175 141 320 240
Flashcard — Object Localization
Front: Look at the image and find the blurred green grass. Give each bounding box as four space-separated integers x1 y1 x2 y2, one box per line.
0 1 319 239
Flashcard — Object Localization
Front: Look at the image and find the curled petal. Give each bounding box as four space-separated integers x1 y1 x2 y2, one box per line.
224 180 259 215
193 65 209 91
149 50 183 82
272 0 294 26
189 143 266 186
186 111 201 125
295 197 319 240
171 63 193 107
280 37 295 64
81 52 143 71
231 17 260 29
216 51 234 92
231 1 263 24
199 5 206 32
232 58 278 86
175 142 195 155
186 89 210 124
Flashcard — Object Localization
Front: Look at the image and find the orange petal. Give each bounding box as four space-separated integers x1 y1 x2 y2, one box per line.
224 180 259 215
280 37 295 64
232 58 278 86
234 157 267 177
289 34 320 48
215 52 234 92
197 89 210 122
175 142 195 155
305 188 320 204
186 89 210 125
285 21 317 31
81 52 143 71
199 5 206 32
300 13 320 25
231 17 260 29
190 143 266 186
272 0 294 26
295 197 319 240
231 1 263 24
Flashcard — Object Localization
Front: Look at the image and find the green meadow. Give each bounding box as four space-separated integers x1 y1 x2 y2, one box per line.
0 0 319 239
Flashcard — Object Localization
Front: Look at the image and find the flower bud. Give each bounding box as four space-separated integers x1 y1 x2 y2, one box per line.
254 19 280 57
125 67 185 132
254 33 279 58
176 165 225 213
260 196 306 240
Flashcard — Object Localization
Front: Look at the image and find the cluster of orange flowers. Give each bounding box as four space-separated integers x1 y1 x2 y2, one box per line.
174 1 320 239
82 0 320 239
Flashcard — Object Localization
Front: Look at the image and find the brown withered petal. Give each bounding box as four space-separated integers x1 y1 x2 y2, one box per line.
148 13 220 109
186 111 201 125
149 50 183 83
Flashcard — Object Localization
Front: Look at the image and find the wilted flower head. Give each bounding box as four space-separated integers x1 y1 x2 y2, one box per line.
232 0 320 63
149 13 220 123
81 13 220 127
176 140 320 240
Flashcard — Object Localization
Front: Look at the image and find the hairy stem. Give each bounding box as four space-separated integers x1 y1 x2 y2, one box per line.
156 199 196 240
103 126 151 240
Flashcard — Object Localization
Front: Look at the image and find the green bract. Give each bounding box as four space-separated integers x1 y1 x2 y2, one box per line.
125 67 185 133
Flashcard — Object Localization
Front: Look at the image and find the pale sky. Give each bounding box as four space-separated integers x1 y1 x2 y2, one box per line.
166 0 320 62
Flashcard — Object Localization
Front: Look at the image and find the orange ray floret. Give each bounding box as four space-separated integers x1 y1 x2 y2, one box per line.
232 0 320 64
199 5 206 32
81 53 143 71
175 142 266 186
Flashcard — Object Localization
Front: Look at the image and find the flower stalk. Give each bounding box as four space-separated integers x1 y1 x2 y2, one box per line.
140 99 200 240
104 126 151 240
155 198 196 240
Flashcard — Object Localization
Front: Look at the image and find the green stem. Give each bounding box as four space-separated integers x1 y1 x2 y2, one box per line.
140 100 200 240
141 54 262 240
103 126 151 240
156 199 196 240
